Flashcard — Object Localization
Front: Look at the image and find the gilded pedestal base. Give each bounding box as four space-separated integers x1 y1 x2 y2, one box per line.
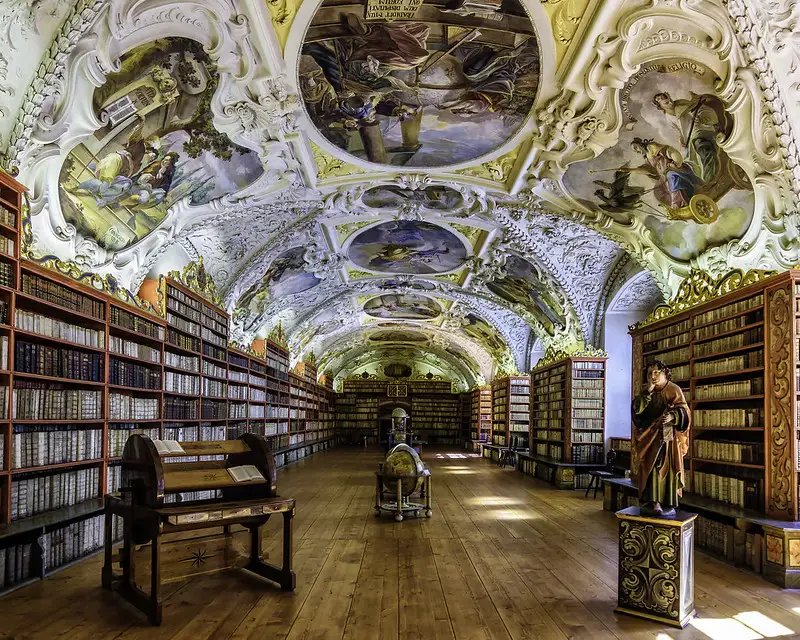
615 506 697 629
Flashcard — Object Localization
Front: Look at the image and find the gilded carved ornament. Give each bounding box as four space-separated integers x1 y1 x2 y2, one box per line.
630 268 777 331
532 344 608 370
167 258 223 307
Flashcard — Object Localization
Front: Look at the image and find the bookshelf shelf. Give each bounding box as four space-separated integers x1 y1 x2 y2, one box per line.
11 458 105 474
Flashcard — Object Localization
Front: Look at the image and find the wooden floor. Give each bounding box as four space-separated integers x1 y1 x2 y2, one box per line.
3 447 800 640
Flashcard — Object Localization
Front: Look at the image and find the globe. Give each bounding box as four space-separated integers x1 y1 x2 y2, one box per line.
382 444 426 497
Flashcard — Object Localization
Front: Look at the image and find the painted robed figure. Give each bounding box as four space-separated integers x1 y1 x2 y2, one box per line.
631 360 691 517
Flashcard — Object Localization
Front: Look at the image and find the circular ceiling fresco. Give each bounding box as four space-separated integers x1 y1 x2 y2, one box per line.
298 0 540 168
348 220 468 274
363 293 443 320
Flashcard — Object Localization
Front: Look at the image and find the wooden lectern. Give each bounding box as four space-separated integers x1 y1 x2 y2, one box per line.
102 433 295 625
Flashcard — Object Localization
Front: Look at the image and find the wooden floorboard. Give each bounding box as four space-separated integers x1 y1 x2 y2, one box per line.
3 446 800 639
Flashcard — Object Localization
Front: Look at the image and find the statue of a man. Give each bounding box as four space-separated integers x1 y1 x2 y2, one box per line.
631 360 691 517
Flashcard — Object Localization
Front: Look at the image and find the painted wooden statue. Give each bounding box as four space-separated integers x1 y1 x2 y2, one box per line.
631 360 691 517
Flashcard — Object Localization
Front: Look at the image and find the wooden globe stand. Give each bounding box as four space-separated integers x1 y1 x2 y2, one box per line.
374 469 432 522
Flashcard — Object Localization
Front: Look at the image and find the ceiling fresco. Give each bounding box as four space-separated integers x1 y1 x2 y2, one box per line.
3 0 800 386
58 38 264 252
346 220 469 274
298 0 541 168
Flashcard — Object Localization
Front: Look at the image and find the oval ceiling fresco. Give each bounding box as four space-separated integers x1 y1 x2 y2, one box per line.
363 293 443 320
562 60 754 262
369 329 429 342
58 38 263 252
348 220 468 274
298 0 540 168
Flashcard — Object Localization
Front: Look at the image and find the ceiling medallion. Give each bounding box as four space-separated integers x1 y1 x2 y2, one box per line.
298 0 541 168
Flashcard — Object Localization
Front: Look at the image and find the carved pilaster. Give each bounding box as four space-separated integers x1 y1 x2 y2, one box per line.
766 284 796 520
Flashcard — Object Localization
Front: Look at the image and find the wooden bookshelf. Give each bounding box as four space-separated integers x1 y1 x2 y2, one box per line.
521 355 606 489
601 269 800 587
0 176 336 592
410 394 460 445
470 385 492 444
490 375 530 448
609 436 631 474
460 391 471 447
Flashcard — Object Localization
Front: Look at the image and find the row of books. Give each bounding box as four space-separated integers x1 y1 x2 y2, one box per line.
42 514 122 573
15 341 104 382
695 294 762 326
109 393 158 420
166 351 199 372
202 326 226 347
643 332 689 354
0 261 12 288
167 296 202 323
110 306 164 340
651 347 691 366
202 378 226 398
695 515 762 573
572 431 603 443
21 273 104 320
0 543 33 590
163 396 198 420
110 359 161 390
167 312 199 337
694 327 763 358
692 439 764 464
163 370 200 396
228 384 248 400
573 378 603 388
202 401 227 419
229 404 247 419
695 378 764 400
229 369 248 383
11 426 102 468
695 310 761 341
167 329 199 353
573 361 604 370
573 370 603 379
571 444 604 464
694 351 763 377
204 343 226 362
573 398 603 408
108 424 159 457
109 336 160 363
16 309 104 348
572 418 604 430
693 407 763 428
686 468 762 510
11 466 100 520
13 386 101 420
202 359 226 379
0 204 17 228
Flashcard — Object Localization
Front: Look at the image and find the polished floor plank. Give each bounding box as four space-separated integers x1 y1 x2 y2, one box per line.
4 446 800 640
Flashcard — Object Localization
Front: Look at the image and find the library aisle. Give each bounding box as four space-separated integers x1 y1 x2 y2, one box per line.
1 446 798 640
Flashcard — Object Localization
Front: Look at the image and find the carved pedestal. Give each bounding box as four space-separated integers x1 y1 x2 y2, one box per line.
615 507 697 628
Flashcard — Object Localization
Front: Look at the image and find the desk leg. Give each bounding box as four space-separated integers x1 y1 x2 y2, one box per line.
425 477 432 518
282 510 296 591
149 533 162 626
395 479 403 521
102 507 114 589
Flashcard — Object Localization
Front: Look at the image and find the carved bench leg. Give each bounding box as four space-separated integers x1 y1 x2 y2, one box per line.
102 507 114 590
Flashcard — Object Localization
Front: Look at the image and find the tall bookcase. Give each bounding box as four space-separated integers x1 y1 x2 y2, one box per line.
490 376 530 448
603 269 800 587
470 385 492 443
522 355 606 489
0 175 338 593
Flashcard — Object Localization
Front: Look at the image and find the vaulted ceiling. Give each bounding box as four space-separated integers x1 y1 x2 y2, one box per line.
1 0 798 390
